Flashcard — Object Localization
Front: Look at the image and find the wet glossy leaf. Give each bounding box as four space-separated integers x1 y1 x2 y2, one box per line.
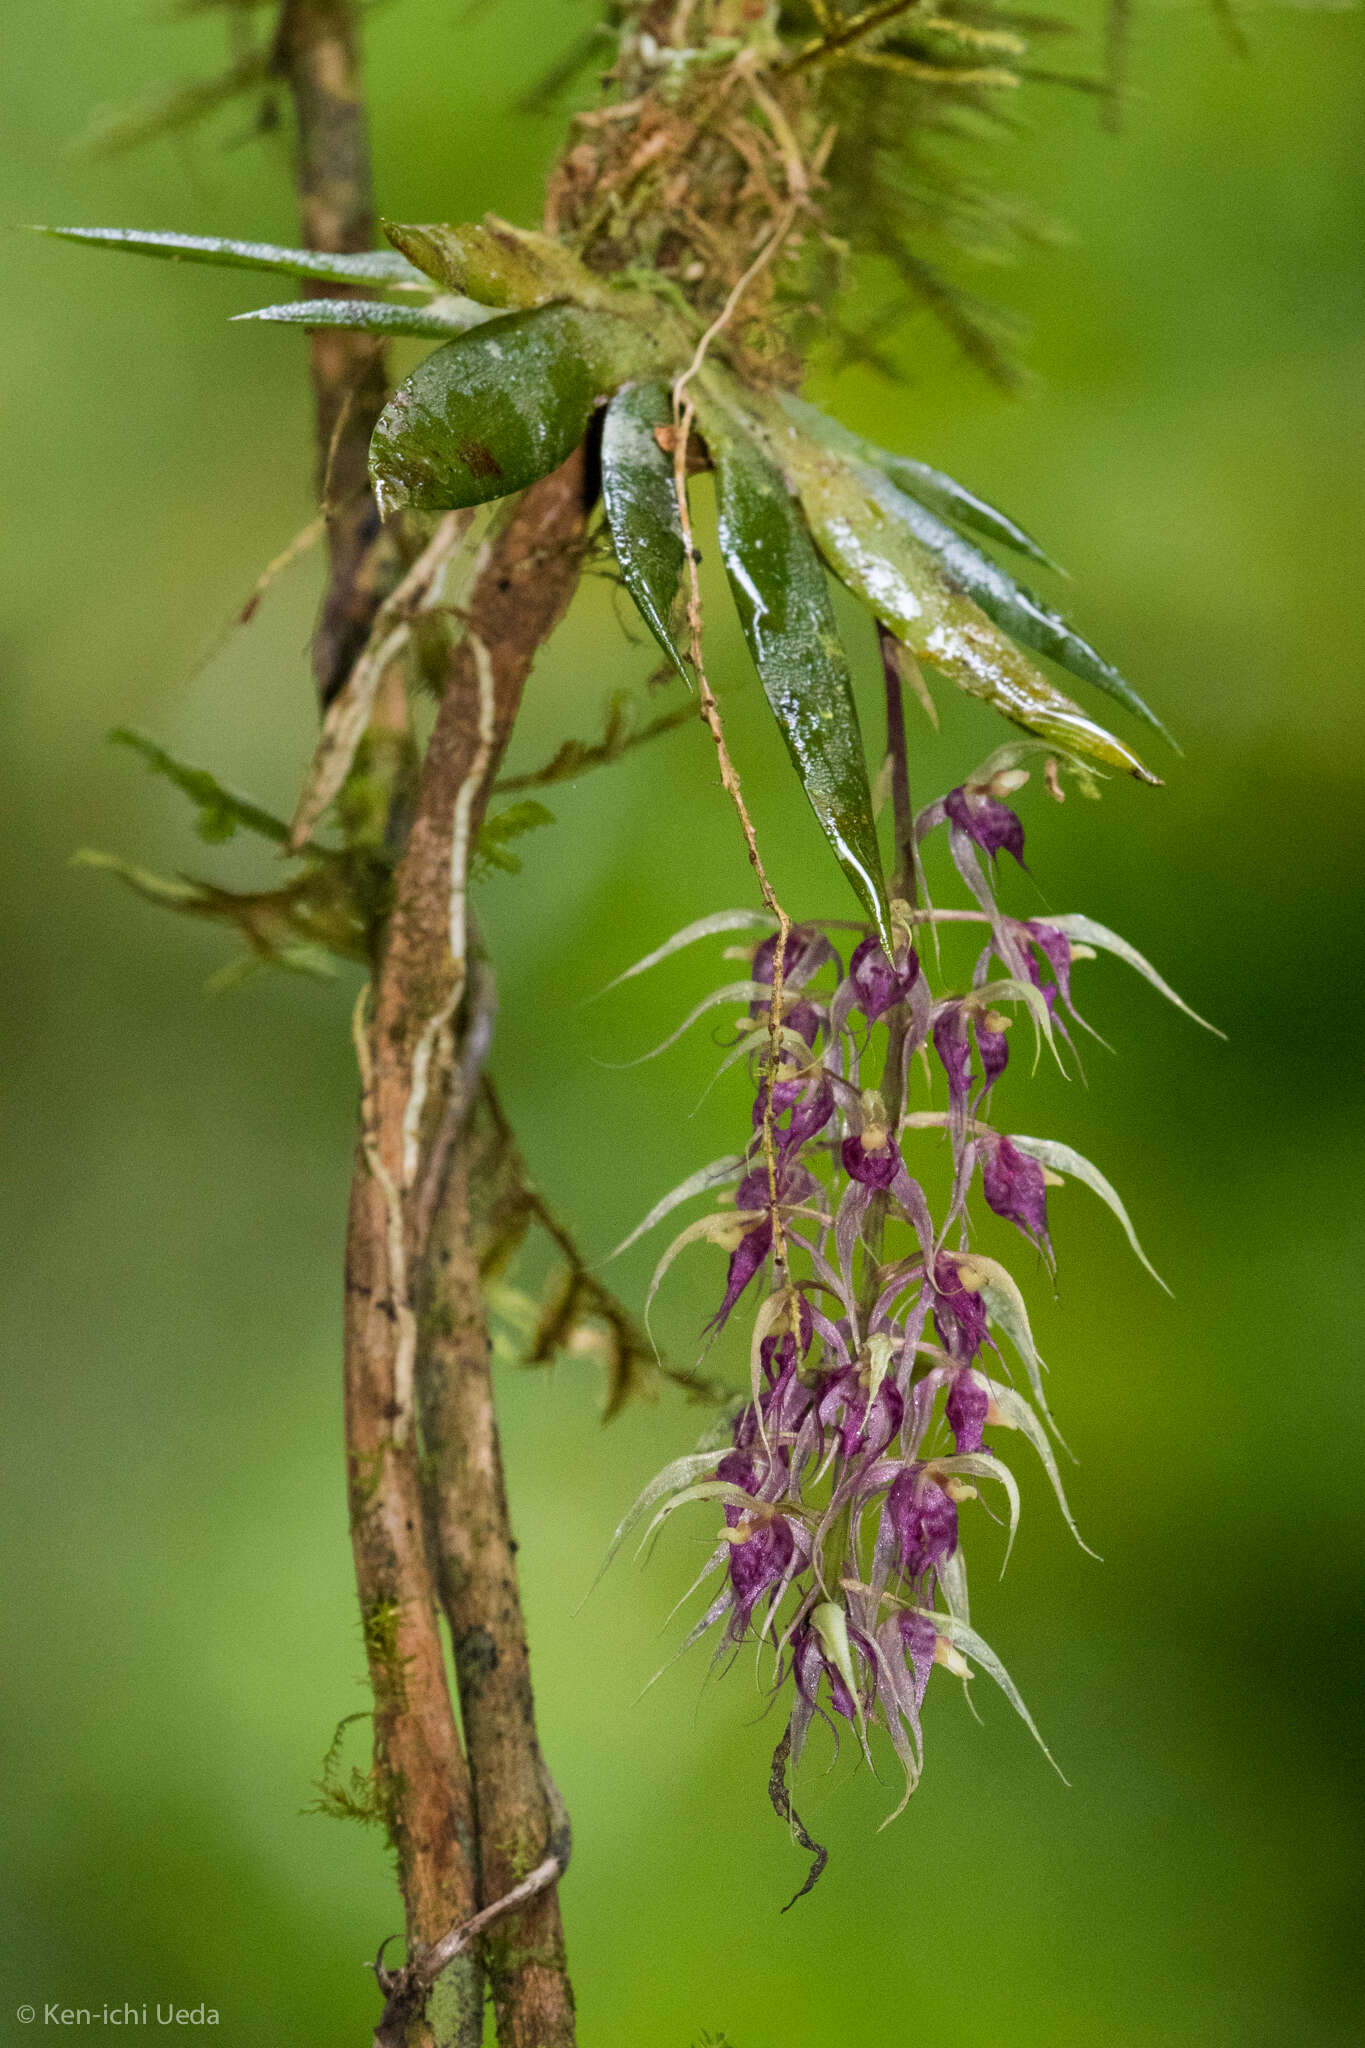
34 225 429 290
384 216 601 310
601 381 690 682
370 303 649 516
705 410 892 949
803 442 1173 745
234 297 490 338
780 435 1159 785
778 393 1062 571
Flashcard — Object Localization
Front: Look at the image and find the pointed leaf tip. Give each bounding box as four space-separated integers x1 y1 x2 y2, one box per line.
702 401 892 949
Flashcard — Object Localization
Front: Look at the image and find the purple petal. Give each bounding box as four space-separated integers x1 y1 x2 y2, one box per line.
932 1006 972 1109
849 936 921 1023
887 1467 959 1578
709 1221 772 1331
946 1368 991 1454
841 1131 900 1191
981 1135 1051 1250
945 785 1026 865
931 1253 988 1361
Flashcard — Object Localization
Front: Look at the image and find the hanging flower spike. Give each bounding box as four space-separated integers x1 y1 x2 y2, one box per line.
604 738 1207 1867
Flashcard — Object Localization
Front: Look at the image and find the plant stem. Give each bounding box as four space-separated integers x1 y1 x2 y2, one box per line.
352 454 589 2042
273 0 390 704
419 1142 576 2048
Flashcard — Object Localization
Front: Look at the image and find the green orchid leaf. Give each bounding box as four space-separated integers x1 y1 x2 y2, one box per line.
705 409 892 950
383 216 602 310
780 436 1159 785
233 297 491 339
821 449 1173 746
369 303 649 516
33 225 430 291
778 392 1062 571
109 728 291 846
601 381 690 682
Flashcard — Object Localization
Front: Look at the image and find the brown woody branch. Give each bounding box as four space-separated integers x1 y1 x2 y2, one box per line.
352 454 591 2047
273 0 391 704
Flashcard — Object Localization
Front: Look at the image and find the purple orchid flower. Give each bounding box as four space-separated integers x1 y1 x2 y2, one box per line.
981 1134 1051 1255
945 783 1027 866
886 1465 960 1581
946 1368 991 1454
849 936 921 1023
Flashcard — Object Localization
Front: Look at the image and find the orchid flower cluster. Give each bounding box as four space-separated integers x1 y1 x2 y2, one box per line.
609 743 1213 1825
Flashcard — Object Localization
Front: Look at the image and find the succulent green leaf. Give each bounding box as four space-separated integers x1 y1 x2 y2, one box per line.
33 225 430 290
109 728 291 845
369 303 649 516
705 412 892 949
601 382 690 682
383 216 602 310
778 393 1062 571
780 435 1159 785
233 297 491 339
825 453 1172 745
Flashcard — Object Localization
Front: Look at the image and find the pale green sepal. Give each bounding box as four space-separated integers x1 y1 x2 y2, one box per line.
588 1450 728 1599
920 1609 1068 1783
592 909 774 1000
1008 1134 1170 1292
938 1450 1022 1574
606 1155 747 1263
952 1253 1050 1416
33 224 430 290
233 296 491 338
604 980 784 1067
1047 914 1224 1036
979 1381 1097 1558
811 1600 866 1745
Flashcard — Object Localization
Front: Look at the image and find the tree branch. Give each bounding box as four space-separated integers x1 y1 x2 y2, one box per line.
273 0 391 704
349 452 590 2046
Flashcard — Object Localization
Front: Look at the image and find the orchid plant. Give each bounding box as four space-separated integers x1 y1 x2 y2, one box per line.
43 0 1234 2034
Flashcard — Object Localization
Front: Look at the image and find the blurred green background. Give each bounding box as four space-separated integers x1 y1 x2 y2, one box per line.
3 3 1362 2043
